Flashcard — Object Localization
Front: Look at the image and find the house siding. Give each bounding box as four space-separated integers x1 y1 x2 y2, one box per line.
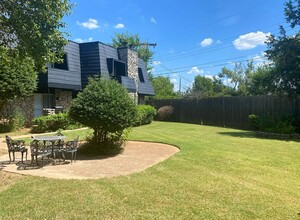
99 42 118 78
138 59 155 95
47 41 81 90
79 42 101 88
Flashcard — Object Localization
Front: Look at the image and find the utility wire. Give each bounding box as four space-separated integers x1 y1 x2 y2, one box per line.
155 22 283 59
155 26 296 65
155 26 294 62
154 56 266 76
153 53 267 74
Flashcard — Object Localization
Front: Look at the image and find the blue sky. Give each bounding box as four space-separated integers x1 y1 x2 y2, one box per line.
64 0 292 91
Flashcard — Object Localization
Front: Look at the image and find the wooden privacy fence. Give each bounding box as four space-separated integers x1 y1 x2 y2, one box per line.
146 96 300 130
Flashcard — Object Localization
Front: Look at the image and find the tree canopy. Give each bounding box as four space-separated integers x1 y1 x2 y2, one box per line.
265 0 300 97
111 32 154 70
0 0 72 72
150 76 178 99
0 47 37 109
0 0 72 112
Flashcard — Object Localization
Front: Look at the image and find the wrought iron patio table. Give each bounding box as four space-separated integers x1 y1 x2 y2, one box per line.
33 136 66 164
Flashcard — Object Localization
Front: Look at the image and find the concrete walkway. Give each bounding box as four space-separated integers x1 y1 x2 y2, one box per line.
0 133 179 179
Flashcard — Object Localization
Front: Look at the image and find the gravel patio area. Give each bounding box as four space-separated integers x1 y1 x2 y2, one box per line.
0 139 179 179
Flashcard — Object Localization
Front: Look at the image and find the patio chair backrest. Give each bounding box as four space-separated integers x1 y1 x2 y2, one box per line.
6 135 25 151
65 136 79 151
5 135 12 149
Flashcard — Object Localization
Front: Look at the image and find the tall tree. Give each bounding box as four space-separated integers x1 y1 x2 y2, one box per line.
218 63 243 91
285 0 300 28
111 32 154 70
0 0 72 72
150 76 177 99
247 64 274 95
265 0 300 97
218 61 258 96
191 75 214 97
0 0 72 111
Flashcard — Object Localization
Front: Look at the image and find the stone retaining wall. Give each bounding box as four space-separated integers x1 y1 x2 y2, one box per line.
0 96 34 126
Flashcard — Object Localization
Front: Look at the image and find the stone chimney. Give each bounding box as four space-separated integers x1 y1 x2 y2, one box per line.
118 47 138 103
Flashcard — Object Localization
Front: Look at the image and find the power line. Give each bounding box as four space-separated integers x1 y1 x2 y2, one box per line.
154 56 266 76
155 22 283 59
155 26 295 63
153 53 267 74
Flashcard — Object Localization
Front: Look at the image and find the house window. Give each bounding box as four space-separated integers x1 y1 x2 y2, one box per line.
106 58 127 80
114 60 126 78
53 53 69 70
43 94 54 108
107 58 114 75
138 68 145 82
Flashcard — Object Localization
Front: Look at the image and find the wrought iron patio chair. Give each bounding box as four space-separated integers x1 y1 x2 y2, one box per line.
52 138 65 164
30 140 52 167
5 135 28 163
62 136 79 163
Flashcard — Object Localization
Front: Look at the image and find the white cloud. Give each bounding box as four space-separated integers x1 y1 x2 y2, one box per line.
187 67 204 74
114 23 125 29
250 53 269 67
233 31 271 50
73 37 93 43
171 78 179 91
185 81 194 91
151 17 157 24
251 55 264 62
152 61 161 66
216 40 222 44
227 61 235 66
76 18 99 29
149 68 155 74
200 38 213 47
204 75 214 80
222 78 234 87
171 78 177 84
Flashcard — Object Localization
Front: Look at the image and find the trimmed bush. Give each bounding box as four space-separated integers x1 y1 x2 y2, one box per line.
249 113 296 134
69 77 136 149
155 105 174 121
134 105 156 126
31 112 81 133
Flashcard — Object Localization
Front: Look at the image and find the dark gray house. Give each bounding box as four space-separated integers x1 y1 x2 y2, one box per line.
34 40 154 118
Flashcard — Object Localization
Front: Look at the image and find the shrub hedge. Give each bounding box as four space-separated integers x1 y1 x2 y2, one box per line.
31 112 82 133
134 105 156 126
249 113 297 134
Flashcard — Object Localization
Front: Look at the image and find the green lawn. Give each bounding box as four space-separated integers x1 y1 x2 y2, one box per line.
0 122 299 219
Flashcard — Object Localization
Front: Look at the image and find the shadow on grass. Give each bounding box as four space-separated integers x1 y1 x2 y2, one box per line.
218 131 300 143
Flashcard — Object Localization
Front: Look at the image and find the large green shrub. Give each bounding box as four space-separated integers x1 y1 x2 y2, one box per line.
31 112 81 133
134 105 156 126
69 77 137 146
249 113 296 134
